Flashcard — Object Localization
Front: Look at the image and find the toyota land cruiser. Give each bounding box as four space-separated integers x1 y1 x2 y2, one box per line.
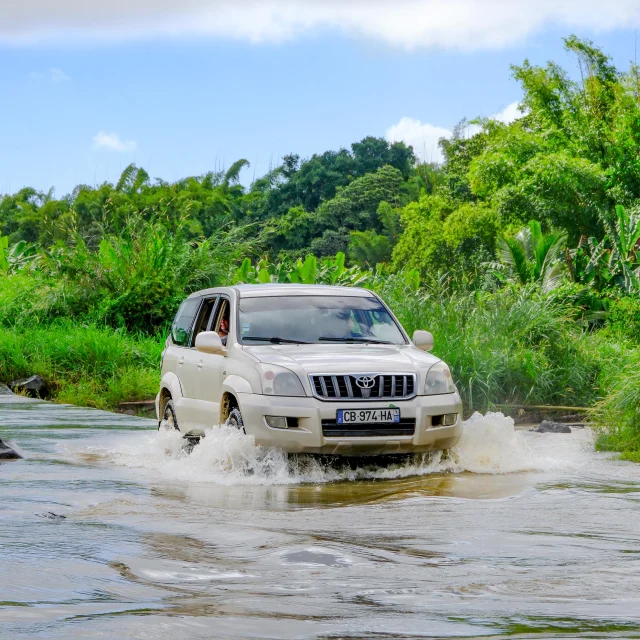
156 284 462 456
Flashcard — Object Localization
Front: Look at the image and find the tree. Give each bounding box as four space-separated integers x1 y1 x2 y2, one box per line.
351 136 415 179
315 165 405 233
391 194 454 274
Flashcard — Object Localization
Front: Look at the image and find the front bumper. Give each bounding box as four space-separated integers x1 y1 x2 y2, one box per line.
236 392 463 455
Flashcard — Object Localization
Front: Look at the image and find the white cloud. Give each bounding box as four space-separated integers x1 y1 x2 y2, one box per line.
386 117 451 163
492 102 523 124
386 102 524 161
2 1 640 49
93 131 137 153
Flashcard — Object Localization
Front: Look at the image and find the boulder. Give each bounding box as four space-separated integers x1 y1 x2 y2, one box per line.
0 438 22 460
534 420 571 434
9 375 48 398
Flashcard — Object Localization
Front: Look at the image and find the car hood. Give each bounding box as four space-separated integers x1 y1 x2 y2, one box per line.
243 343 441 374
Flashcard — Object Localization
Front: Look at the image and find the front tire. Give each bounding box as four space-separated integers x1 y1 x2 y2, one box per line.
160 399 180 432
226 407 245 433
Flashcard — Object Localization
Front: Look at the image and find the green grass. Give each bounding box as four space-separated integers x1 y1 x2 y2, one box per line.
619 451 640 463
592 342 640 455
0 322 163 410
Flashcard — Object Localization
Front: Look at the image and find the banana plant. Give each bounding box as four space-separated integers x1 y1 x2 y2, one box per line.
571 205 640 293
600 205 640 293
233 252 422 291
234 252 370 286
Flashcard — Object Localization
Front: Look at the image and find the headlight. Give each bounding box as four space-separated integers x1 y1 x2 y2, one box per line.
424 362 456 395
255 364 306 397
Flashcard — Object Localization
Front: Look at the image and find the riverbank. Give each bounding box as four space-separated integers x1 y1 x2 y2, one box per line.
0 323 162 411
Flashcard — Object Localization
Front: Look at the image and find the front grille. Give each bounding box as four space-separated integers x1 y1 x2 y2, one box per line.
309 374 416 401
322 418 416 438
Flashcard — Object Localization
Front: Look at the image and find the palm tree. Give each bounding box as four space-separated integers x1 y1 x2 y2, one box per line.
498 220 567 291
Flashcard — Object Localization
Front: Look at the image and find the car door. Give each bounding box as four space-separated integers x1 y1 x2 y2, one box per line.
190 296 230 429
163 296 204 432
178 296 220 433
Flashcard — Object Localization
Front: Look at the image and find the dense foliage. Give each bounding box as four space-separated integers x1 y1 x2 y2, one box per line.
0 36 639 453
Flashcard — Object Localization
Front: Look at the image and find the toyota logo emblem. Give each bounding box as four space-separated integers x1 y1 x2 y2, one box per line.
355 375 376 389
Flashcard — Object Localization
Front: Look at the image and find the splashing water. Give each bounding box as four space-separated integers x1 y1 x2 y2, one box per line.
449 411 544 474
72 411 581 486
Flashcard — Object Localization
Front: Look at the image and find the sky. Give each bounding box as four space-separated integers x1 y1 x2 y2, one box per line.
2 1 640 196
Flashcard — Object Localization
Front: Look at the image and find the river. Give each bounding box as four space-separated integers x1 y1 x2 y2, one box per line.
2 389 640 639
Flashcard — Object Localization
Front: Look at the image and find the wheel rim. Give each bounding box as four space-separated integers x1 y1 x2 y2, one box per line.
226 409 245 433
161 405 177 431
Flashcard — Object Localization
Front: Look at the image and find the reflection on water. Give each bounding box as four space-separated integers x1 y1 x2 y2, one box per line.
2 396 640 639
151 472 535 511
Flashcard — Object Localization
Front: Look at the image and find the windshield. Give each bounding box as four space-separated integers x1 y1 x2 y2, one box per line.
238 295 407 345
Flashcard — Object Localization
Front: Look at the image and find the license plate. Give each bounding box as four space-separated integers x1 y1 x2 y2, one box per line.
337 408 400 424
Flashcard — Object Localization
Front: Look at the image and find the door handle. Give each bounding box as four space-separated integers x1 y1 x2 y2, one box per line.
197 359 204 370
178 357 185 366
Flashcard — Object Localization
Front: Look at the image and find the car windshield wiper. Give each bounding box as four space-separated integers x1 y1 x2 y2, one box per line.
243 336 309 344
318 337 393 345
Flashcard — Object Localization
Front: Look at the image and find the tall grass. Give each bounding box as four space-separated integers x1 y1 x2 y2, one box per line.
0 322 163 410
592 342 640 457
376 279 602 412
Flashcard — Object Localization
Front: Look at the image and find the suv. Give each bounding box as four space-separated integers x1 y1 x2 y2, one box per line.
156 284 462 456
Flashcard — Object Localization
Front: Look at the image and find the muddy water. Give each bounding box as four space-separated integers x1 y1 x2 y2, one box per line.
2 393 640 639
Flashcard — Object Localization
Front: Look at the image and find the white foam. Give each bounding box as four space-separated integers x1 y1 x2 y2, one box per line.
446 411 543 474
71 411 582 486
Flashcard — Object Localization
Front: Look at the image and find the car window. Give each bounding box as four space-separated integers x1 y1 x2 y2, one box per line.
192 297 219 342
212 299 229 331
211 298 230 345
238 295 406 345
171 297 201 347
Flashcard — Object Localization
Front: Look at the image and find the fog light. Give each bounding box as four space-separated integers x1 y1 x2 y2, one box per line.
431 413 458 428
265 416 288 429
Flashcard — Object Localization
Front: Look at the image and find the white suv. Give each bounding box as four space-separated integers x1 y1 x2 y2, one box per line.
156 284 462 456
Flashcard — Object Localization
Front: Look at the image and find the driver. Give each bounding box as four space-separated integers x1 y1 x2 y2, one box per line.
219 316 229 346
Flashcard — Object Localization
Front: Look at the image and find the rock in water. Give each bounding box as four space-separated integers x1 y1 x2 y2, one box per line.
36 512 66 520
9 375 48 398
534 420 571 434
0 438 22 460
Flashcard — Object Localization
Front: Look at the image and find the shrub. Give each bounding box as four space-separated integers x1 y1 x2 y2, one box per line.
0 216 247 333
606 296 640 341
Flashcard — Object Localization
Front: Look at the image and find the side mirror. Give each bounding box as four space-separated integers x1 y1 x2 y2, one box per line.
413 330 434 352
195 331 227 356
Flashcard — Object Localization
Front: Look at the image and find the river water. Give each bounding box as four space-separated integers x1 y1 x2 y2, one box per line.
2 391 640 639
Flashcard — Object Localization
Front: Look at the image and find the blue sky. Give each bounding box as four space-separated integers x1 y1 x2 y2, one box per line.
2 1 640 196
